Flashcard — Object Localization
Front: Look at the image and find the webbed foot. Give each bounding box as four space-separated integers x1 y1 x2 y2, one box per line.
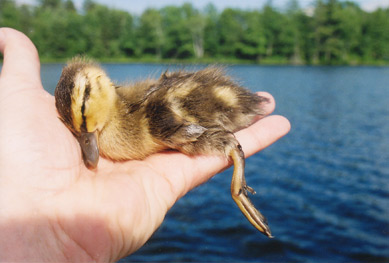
229 145 273 238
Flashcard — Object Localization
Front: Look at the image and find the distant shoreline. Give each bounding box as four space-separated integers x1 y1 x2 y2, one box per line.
1 57 388 67
33 57 389 66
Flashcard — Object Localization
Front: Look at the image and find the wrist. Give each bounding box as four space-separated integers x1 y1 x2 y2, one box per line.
0 212 95 262
0 215 58 261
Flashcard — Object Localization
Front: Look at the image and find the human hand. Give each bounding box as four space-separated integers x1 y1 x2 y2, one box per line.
0 28 290 262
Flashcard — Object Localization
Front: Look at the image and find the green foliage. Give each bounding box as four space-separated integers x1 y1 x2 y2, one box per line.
0 0 387 64
137 8 163 57
362 8 389 61
203 3 219 57
0 0 33 32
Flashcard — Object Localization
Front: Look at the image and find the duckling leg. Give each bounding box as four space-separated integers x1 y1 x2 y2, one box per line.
176 127 273 237
229 143 273 238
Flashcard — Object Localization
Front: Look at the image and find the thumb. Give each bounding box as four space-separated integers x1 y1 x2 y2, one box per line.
0 28 41 89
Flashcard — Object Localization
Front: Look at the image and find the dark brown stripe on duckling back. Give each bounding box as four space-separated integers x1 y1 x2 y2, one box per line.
146 100 183 140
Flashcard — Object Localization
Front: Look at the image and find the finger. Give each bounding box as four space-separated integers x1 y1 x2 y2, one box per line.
256 91 275 116
236 114 290 157
0 28 41 88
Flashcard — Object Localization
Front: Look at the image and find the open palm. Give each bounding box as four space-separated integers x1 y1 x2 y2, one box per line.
0 28 290 262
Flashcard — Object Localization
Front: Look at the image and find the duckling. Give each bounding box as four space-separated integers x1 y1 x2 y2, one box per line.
54 58 273 237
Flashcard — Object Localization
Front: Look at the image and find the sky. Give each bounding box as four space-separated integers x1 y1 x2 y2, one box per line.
17 0 389 13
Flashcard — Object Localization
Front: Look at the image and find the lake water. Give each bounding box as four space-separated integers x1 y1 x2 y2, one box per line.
40 64 389 262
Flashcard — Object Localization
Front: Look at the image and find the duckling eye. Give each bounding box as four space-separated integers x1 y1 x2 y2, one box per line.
84 138 90 145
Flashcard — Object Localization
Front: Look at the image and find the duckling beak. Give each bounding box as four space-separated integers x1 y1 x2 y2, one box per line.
77 132 99 169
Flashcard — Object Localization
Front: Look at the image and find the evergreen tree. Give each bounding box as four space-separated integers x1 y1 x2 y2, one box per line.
218 8 244 58
137 8 163 58
160 5 193 58
236 11 266 61
261 3 283 58
203 3 220 58
362 8 389 61
313 0 345 64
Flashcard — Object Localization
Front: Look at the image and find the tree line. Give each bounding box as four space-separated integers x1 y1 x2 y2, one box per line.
1 0 388 65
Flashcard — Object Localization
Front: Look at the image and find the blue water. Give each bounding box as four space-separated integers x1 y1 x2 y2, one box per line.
41 64 389 262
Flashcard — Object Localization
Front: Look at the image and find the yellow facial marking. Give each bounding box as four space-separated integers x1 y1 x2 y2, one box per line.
85 70 116 132
70 66 116 133
71 71 88 132
213 86 238 107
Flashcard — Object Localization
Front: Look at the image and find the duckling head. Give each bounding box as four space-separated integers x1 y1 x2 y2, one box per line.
55 59 116 168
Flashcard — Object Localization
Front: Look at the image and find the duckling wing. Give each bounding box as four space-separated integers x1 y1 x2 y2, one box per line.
145 99 207 147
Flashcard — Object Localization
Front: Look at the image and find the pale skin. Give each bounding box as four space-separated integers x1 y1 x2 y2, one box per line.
0 28 291 262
